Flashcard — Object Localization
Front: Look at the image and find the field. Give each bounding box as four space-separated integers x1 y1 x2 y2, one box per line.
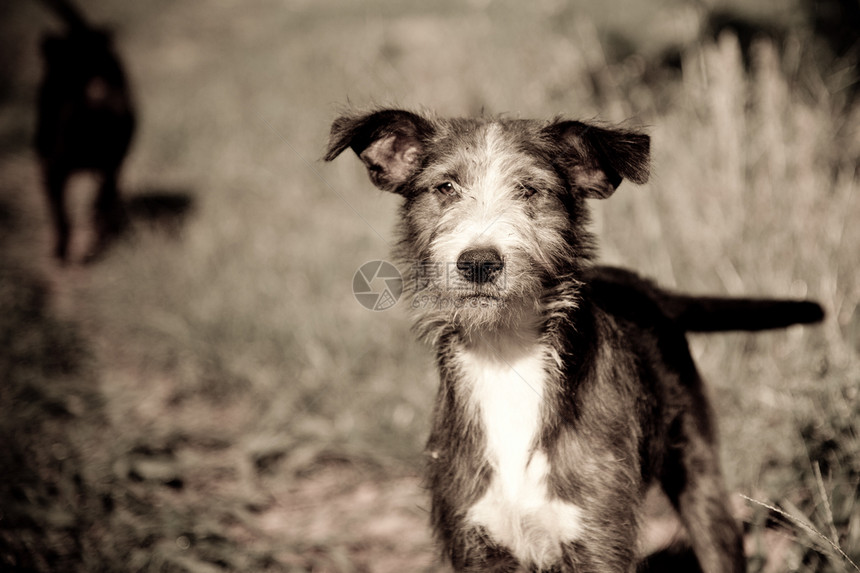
1 0 858 571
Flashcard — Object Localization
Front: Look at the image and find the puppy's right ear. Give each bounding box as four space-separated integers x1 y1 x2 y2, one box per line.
325 109 433 193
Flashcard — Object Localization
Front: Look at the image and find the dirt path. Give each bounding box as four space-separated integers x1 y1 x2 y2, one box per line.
0 150 445 573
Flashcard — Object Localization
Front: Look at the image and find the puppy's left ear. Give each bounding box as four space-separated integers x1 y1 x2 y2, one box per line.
544 121 650 199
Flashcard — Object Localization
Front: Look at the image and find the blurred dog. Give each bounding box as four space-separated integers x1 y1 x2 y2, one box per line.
35 0 135 262
325 109 823 572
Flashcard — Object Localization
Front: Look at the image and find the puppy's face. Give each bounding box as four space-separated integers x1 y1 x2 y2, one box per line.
325 110 649 333
402 120 578 330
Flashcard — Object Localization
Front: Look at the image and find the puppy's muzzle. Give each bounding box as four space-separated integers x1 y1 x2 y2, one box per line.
456 248 504 284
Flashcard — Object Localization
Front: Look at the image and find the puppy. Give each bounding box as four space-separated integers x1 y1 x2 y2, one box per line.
325 109 823 572
35 0 135 262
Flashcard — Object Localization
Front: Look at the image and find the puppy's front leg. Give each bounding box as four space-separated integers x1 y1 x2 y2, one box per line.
446 526 520 573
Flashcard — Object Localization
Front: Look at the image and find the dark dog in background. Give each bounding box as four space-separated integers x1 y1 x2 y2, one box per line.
326 109 823 572
35 0 135 262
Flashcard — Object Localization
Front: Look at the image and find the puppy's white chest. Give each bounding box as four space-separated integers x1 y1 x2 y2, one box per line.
458 343 583 568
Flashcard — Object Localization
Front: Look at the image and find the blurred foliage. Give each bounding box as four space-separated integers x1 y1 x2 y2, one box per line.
0 264 98 572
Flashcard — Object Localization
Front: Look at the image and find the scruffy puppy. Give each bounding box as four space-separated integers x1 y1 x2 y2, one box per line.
35 0 135 262
325 109 823 572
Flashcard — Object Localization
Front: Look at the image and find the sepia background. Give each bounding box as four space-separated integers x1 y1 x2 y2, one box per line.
1 0 858 571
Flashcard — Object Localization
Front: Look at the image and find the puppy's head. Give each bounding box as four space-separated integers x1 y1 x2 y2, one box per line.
40 28 125 98
325 109 649 334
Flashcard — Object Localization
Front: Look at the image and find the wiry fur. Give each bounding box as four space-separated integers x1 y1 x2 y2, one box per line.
325 108 823 572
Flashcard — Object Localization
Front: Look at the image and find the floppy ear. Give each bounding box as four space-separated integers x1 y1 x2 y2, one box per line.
544 121 650 199
324 109 434 193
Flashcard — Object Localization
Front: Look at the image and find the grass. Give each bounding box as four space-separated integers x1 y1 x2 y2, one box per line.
0 0 858 571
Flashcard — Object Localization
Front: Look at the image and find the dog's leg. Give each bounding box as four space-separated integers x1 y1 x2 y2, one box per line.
89 167 124 261
43 166 70 261
561 538 639 573
445 527 521 573
661 401 745 573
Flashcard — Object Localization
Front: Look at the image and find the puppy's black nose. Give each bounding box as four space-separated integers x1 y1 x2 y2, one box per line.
456 248 504 284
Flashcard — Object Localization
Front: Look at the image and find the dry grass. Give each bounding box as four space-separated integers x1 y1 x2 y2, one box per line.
0 0 858 571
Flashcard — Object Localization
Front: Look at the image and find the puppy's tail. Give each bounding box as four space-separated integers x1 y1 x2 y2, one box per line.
659 294 825 332
587 266 825 333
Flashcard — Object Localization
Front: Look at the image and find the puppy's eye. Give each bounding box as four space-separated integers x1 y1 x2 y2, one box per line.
434 182 457 197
